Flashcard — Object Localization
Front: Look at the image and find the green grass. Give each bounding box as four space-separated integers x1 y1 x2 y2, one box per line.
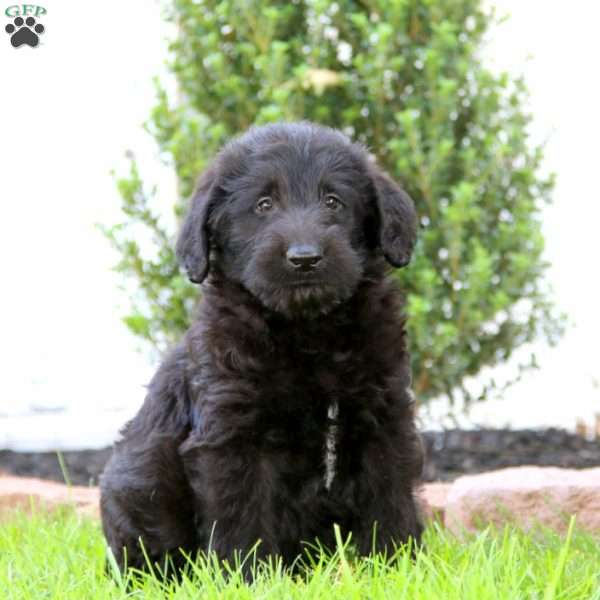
1 509 599 599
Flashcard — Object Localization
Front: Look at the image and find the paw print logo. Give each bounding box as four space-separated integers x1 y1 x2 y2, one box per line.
5 16 45 48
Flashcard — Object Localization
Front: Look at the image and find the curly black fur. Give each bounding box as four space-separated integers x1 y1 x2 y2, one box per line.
100 122 424 575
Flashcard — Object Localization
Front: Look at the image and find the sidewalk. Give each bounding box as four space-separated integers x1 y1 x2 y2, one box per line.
0 408 138 452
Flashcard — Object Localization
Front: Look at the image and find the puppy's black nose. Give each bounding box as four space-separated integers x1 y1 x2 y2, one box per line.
286 244 323 271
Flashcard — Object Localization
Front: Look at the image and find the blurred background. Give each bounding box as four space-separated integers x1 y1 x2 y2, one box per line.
0 0 598 483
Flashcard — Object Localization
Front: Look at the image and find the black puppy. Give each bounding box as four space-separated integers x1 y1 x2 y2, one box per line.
100 121 423 574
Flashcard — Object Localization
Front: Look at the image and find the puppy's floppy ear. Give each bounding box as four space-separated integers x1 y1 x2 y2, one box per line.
176 165 220 284
370 167 418 268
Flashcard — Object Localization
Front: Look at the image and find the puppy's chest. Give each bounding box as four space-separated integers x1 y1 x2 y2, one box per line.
258 363 341 488
256 351 376 436
265 351 360 406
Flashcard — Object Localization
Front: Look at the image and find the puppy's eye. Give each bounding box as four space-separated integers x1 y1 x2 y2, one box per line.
256 196 274 213
324 193 342 210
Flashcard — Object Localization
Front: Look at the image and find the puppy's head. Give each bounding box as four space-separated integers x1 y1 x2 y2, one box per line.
177 122 417 318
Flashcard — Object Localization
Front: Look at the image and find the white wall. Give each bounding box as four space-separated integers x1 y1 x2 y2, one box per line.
0 1 175 448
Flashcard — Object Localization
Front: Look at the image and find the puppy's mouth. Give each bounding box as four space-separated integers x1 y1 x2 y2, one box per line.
260 278 354 319
285 279 326 288
242 247 364 318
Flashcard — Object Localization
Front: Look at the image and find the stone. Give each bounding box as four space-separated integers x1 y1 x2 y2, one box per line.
445 466 600 535
0 475 99 519
419 482 451 524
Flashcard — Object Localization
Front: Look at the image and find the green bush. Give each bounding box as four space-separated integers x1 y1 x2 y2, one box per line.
103 0 562 406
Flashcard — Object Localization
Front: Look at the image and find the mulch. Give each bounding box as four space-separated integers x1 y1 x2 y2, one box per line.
1 428 599 486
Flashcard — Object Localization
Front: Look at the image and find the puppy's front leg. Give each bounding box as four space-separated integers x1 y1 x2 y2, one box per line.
334 400 424 558
179 432 323 569
351 431 424 557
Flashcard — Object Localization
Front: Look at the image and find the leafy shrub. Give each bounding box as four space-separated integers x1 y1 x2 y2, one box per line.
104 0 562 406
